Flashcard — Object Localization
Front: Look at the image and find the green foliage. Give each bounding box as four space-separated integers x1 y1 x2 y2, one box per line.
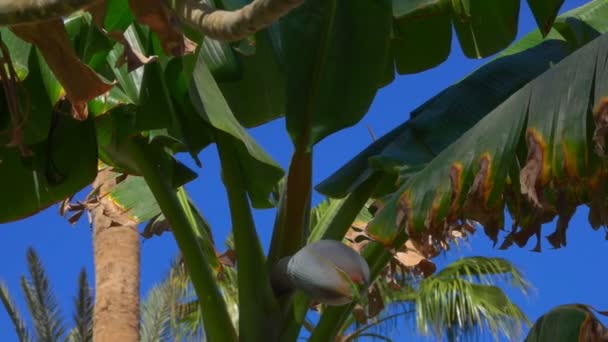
367 26 608 250
2 0 608 341
0 282 31 342
318 0 608 198
69 270 93 342
525 304 608 341
21 248 66 342
338 257 530 341
0 248 95 342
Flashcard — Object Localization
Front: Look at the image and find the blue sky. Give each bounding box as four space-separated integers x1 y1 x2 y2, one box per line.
1 0 607 340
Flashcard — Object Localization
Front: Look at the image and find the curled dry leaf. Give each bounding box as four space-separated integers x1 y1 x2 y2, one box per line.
217 249 237 267
463 154 503 236
108 31 158 72
593 97 608 157
0 39 31 155
11 19 114 120
520 129 546 208
366 284 385 318
128 0 196 56
394 240 426 267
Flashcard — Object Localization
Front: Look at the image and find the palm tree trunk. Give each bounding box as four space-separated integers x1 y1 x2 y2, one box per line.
91 168 140 342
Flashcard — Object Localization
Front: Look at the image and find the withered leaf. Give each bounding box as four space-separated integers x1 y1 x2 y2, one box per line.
520 130 545 208
11 19 114 120
366 284 385 319
593 97 608 157
128 0 196 56
108 31 158 72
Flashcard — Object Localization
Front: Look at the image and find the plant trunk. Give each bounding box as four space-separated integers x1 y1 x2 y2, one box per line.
91 168 140 342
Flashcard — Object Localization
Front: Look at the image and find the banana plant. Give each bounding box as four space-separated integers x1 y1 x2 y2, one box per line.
311 1 608 339
0 0 605 342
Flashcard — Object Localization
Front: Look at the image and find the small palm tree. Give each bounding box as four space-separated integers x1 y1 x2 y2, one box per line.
0 247 93 342
0 247 214 342
338 256 530 342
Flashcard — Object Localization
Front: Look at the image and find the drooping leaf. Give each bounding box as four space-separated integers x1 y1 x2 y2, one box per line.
390 0 566 73
525 304 608 342
281 0 392 147
0 112 98 223
367 30 608 251
318 1 608 198
392 0 452 74
11 19 113 120
527 0 566 35
452 0 521 59
189 52 284 208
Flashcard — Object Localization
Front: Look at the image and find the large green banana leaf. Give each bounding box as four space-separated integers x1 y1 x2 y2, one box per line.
0 15 103 223
392 0 565 74
317 0 608 199
367 27 608 251
525 304 608 341
204 0 570 146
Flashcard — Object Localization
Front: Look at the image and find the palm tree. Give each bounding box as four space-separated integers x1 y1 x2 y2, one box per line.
0 247 210 342
0 247 93 342
337 257 530 342
89 168 141 341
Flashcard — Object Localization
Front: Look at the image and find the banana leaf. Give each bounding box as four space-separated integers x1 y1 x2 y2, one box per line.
525 304 608 341
317 0 608 198
391 0 565 74
367 28 608 251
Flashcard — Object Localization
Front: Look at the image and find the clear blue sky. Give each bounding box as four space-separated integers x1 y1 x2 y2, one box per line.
1 1 607 341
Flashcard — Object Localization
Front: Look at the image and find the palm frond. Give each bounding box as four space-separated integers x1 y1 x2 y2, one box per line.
21 248 65 342
71 269 93 342
140 281 173 342
415 276 529 341
0 281 31 342
434 256 532 293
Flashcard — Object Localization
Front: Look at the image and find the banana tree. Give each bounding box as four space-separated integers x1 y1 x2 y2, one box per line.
0 0 603 342
312 1 608 339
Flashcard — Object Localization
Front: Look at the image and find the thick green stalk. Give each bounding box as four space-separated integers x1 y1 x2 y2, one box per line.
126 139 237 342
267 146 312 266
215 130 281 341
279 175 380 341
308 233 409 342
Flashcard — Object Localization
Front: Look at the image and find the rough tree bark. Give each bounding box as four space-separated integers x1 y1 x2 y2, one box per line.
91 168 140 342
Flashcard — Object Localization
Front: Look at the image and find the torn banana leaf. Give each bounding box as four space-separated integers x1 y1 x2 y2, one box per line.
318 0 608 198
368 30 608 252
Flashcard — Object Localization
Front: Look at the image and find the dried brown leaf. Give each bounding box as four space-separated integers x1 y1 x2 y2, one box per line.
593 97 608 157
366 284 385 319
108 31 158 72
520 130 546 208
128 0 196 56
352 304 367 324
218 249 237 267
11 20 114 120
